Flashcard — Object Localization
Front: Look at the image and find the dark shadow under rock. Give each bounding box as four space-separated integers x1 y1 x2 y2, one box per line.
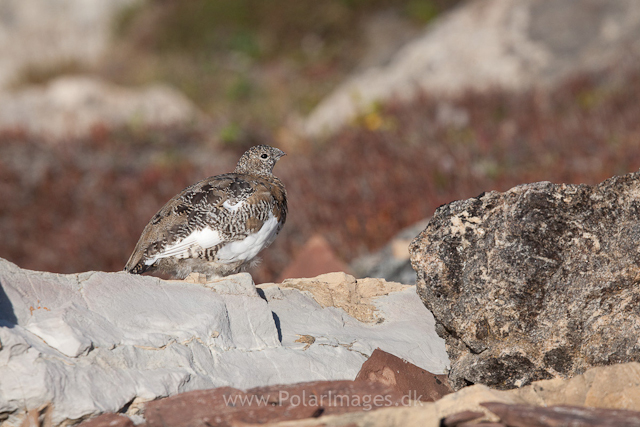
0 279 17 328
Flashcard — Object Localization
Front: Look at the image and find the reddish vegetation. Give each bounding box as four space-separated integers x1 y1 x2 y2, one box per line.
1 69 640 283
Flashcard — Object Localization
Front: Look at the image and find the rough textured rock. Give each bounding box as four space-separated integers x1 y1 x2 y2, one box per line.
302 0 640 137
253 383 522 427
480 402 640 427
355 348 452 402
278 234 351 282
143 380 403 427
351 220 429 285
410 171 640 390
0 0 136 88
253 363 640 427
0 76 202 140
0 259 447 426
79 361 640 426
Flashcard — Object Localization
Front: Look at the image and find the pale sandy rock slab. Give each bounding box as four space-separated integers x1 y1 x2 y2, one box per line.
0 76 202 140
480 402 640 427
302 0 640 137
511 362 640 410
258 273 449 375
0 259 447 426
265 272 408 323
410 170 640 390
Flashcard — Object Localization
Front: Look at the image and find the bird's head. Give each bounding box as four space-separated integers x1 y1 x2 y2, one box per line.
234 145 286 176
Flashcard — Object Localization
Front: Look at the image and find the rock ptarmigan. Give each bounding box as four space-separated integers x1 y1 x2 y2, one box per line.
124 145 287 281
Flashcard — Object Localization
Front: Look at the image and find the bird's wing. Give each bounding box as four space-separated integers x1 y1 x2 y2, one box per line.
125 173 269 272
150 227 223 260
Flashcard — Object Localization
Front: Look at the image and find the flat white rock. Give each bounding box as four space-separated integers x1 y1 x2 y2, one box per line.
0 258 448 426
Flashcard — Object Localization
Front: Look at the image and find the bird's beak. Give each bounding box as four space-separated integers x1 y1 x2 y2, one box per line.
277 149 286 159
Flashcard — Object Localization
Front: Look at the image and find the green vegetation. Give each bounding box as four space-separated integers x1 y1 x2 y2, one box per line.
106 0 461 140
115 0 458 57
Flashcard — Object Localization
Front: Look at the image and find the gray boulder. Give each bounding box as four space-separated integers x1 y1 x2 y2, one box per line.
0 76 203 140
303 0 640 138
0 260 448 426
410 171 640 390
0 0 136 89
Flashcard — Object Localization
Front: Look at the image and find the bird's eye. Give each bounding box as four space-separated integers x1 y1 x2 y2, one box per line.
260 153 268 159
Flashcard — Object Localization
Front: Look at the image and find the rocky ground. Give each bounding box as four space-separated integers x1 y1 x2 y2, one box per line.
76 362 640 427
4 170 640 426
2 0 640 425
0 258 448 425
5 238 640 425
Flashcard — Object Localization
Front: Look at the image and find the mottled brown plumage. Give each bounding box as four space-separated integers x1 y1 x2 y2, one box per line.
124 145 287 279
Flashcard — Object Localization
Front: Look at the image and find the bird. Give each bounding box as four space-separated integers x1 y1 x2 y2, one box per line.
124 145 287 281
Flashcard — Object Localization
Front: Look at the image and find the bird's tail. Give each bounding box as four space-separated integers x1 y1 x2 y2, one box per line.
123 257 149 275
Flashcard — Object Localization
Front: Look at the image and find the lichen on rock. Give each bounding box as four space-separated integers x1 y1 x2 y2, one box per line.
410 171 640 390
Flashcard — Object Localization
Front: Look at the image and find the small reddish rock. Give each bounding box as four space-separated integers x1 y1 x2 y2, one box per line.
355 348 453 402
278 234 351 281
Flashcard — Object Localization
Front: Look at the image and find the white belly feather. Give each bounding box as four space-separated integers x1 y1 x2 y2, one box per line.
146 211 281 266
145 227 222 265
216 212 281 263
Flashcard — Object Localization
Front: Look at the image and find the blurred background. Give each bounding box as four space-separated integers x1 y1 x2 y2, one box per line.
1 0 640 284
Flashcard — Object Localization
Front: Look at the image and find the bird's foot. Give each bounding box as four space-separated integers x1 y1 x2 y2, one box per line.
184 272 207 284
